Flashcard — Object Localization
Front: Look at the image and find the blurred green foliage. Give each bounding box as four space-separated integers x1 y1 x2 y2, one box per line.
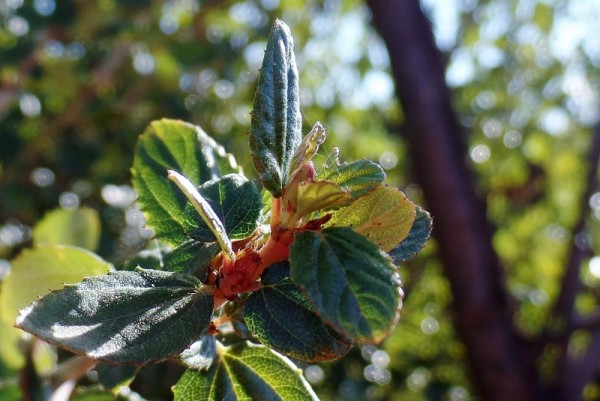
2 0 600 400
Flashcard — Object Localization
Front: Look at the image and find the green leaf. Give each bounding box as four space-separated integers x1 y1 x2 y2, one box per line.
70 389 117 401
250 19 302 197
327 185 416 252
132 119 241 246
317 157 385 199
292 180 351 220
180 335 216 370
16 268 213 365
33 208 101 251
290 227 401 343
288 122 326 178
163 240 221 276
183 174 262 242
244 262 352 362
0 382 21 401
0 245 111 325
389 207 432 264
95 363 139 392
173 341 318 401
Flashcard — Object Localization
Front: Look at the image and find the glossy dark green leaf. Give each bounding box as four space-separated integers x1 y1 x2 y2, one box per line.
182 174 262 241
180 335 217 370
389 207 432 264
245 262 352 362
16 268 213 365
132 119 241 245
290 227 401 343
317 158 385 199
173 342 318 401
250 19 302 197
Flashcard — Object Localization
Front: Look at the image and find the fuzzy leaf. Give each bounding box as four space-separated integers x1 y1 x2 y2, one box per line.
16 268 213 365
183 174 262 241
163 240 221 277
33 208 101 251
173 342 318 401
244 263 352 362
0 245 111 325
290 227 401 343
389 207 432 263
132 119 240 245
317 158 385 199
250 19 302 197
180 335 217 371
288 122 326 178
327 185 416 252
294 180 351 218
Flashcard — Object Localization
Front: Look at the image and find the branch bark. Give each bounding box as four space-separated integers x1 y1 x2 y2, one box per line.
367 1 538 400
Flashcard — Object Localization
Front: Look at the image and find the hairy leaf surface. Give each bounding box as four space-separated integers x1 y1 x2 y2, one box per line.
16 268 213 364
327 185 416 252
250 20 302 197
245 263 352 362
290 228 401 343
132 119 240 245
317 158 385 199
173 342 318 401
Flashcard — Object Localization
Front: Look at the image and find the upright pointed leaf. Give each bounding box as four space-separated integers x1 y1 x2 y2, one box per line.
16 268 213 365
389 207 432 263
173 342 318 401
132 119 241 245
0 245 111 325
327 185 416 252
290 227 401 343
244 263 353 362
250 19 302 197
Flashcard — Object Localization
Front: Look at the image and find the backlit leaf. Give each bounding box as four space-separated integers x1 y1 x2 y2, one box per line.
250 20 302 197
327 185 416 252
290 227 401 343
317 158 385 199
173 341 318 401
389 207 432 263
16 268 213 365
0 245 111 325
33 208 101 251
244 262 353 362
132 119 241 245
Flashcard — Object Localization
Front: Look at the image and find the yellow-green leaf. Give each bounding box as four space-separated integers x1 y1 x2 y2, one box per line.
33 208 101 251
327 185 416 252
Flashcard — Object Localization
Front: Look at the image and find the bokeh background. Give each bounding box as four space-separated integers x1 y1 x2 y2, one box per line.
1 0 600 400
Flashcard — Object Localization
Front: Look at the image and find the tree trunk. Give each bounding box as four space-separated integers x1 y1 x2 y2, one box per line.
367 1 539 400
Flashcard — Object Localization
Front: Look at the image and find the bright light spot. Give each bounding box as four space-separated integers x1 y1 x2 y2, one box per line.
529 289 549 306
421 0 460 50
379 151 398 170
304 365 324 384
446 49 475 87
539 107 570 136
65 42 86 60
30 167 55 187
133 53 156 76
230 31 248 50
243 42 267 70
59 192 80 209
125 206 145 227
449 386 470 401
179 73 195 92
229 2 266 28
470 144 491 163
420 316 440 335
407 367 431 391
19 93 42 117
503 130 522 148
7 16 29 36
0 260 10 280
0 224 27 247
34 0 56 16
363 69 394 107
475 91 497 110
364 365 392 385
589 256 600 278
371 350 390 368
5 0 24 10
589 192 600 210
102 184 136 208
211 115 233 134
361 344 377 361
160 16 179 35
214 79 234 99
544 224 568 243
206 24 225 43
44 40 64 58
482 118 503 139
260 0 279 10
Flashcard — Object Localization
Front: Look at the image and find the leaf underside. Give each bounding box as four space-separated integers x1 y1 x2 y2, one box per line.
389 206 433 263
16 268 213 365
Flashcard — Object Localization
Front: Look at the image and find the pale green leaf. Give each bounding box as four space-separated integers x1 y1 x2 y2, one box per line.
0 245 111 325
33 208 101 251
327 185 416 252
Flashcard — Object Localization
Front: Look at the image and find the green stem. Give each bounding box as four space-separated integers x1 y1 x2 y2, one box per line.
167 169 236 262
